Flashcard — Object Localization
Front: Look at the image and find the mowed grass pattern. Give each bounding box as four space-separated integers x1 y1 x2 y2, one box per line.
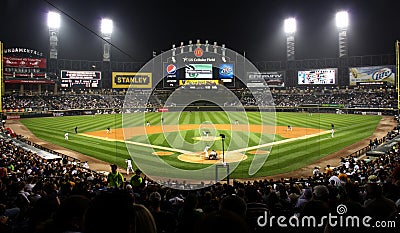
20 112 381 178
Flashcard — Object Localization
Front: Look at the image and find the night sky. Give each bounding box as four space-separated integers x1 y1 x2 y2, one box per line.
1 0 399 63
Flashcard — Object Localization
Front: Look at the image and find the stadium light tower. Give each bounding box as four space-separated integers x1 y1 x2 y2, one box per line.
284 18 296 61
47 11 60 60
336 11 349 57
101 18 113 61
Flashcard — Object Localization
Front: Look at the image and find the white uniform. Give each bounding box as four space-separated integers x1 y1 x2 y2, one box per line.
210 150 217 160
126 159 134 174
204 146 210 159
331 128 334 138
64 132 69 140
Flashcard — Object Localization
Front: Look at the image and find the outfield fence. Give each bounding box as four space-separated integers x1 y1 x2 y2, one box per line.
2 106 396 119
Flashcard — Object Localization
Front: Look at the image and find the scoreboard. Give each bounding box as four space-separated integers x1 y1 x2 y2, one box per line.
298 68 337 85
60 70 101 88
163 63 234 88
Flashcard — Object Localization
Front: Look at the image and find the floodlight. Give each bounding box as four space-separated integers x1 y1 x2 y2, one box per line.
284 18 296 34
101 18 113 34
336 11 349 28
47 12 60 29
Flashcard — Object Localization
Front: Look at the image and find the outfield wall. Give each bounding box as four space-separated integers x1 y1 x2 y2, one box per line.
3 106 395 119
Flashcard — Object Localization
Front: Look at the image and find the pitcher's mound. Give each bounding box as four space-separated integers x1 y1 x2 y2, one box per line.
178 151 247 164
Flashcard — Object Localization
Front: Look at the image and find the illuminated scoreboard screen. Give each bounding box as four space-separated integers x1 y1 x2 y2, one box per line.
298 68 337 85
60 70 101 88
163 63 234 88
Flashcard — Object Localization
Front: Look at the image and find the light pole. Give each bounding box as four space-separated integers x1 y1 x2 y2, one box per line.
47 11 60 60
101 18 113 62
284 18 296 61
336 11 349 57
47 12 60 94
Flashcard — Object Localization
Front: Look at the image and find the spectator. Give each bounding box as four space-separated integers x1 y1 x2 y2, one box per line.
176 193 203 233
148 191 177 233
194 210 250 233
83 191 135 233
132 204 157 233
364 183 397 218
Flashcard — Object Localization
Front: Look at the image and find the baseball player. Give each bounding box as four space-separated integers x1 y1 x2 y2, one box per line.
125 159 134 175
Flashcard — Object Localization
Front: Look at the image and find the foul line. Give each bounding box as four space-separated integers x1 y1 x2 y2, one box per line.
80 134 192 154
230 130 331 153
81 130 331 155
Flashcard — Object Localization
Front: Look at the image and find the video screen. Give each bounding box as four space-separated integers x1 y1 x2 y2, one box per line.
61 70 101 88
185 64 213 79
298 68 336 85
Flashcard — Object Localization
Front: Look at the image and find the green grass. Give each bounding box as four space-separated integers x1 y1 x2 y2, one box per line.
20 112 382 178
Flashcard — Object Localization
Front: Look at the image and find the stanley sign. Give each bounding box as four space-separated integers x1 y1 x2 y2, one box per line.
112 72 152 89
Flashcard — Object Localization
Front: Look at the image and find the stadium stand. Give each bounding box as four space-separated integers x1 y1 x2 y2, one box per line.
1 87 396 112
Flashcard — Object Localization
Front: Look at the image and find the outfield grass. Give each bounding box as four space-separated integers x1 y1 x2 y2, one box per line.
20 112 381 178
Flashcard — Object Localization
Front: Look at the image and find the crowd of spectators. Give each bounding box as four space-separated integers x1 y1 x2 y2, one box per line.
1 121 400 232
1 87 396 111
242 87 396 108
2 90 160 111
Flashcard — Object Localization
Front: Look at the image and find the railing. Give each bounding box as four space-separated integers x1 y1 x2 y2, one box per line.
346 136 387 159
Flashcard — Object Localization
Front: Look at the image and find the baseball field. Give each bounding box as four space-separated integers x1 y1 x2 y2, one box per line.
19 112 381 179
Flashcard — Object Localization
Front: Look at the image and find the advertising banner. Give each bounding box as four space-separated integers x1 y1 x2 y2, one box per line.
247 71 285 87
112 72 152 89
4 57 46 68
349 65 395 86
179 80 219 85
219 64 234 79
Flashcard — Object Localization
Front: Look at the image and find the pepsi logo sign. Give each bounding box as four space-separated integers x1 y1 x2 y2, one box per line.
372 68 392 81
194 47 203 57
166 64 177 75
